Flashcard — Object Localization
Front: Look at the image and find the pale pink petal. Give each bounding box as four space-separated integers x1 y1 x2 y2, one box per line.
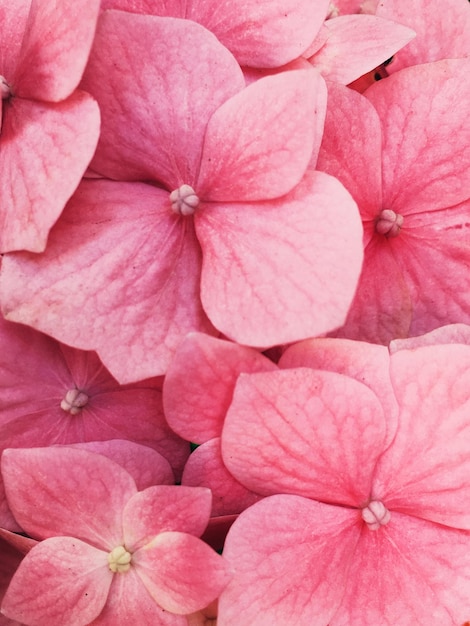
376 0 470 72
366 58 470 215
14 0 100 101
0 180 215 382
309 15 415 83
196 170 363 347
316 81 382 219
1 447 137 547
221 369 386 506
91 568 186 626
134 532 231 614
101 0 330 68
218 495 360 626
330 513 470 625
181 439 263 517
390 324 470 353
123 486 212 552
69 441 174 489
0 92 100 253
1 537 111 626
197 70 327 202
374 345 470 529
81 11 244 185
163 333 276 443
279 337 399 446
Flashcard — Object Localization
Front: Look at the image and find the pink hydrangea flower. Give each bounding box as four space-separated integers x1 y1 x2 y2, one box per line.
0 316 189 529
0 13 363 382
0 0 101 253
217 341 470 624
1 447 231 625
316 58 470 343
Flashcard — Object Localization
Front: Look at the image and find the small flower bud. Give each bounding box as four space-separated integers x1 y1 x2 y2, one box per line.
170 184 200 216
60 389 89 415
108 545 132 573
375 209 404 238
361 500 391 530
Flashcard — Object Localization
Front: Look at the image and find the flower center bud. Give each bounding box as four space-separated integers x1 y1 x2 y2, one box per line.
170 184 200 216
361 500 391 530
108 545 132 573
375 209 404 238
60 389 89 415
1 76 12 99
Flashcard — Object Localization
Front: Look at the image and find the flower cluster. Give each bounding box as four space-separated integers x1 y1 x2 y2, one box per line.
1 0 470 624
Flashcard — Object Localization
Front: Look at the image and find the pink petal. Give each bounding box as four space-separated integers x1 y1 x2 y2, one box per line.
0 180 215 382
221 369 386 506
1 537 111 626
279 337 399 447
81 11 244 185
0 92 100 253
330 513 470 625
122 486 212 552
374 345 470 529
196 170 363 347
197 70 327 201
309 15 415 84
181 439 263 517
91 567 186 626
218 495 360 626
1 447 137 548
390 323 470 353
366 58 470 215
316 81 382 219
163 333 276 443
69 440 175 489
133 532 231 614
14 0 100 101
0 2 30 82
376 0 470 72
333 234 414 344
101 0 330 68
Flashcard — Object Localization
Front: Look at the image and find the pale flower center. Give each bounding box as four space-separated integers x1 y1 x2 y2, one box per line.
170 184 200 216
361 500 391 530
108 545 132 573
375 209 404 238
60 389 89 415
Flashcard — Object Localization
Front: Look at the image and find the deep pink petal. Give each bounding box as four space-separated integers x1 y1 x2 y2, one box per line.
333 234 413 344
69 440 174 489
330 513 470 625
196 170 363 347
133 532 231 614
0 92 100 253
181 439 263 517
13 0 100 101
81 11 244 185
197 70 327 201
221 369 386 506
309 15 415 83
90 568 186 626
1 537 111 626
376 0 470 72
374 345 470 529
366 58 470 215
279 337 399 447
1 447 137 548
163 333 276 443
218 495 360 626
0 2 30 83
0 180 215 382
123 486 212 551
101 0 330 68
